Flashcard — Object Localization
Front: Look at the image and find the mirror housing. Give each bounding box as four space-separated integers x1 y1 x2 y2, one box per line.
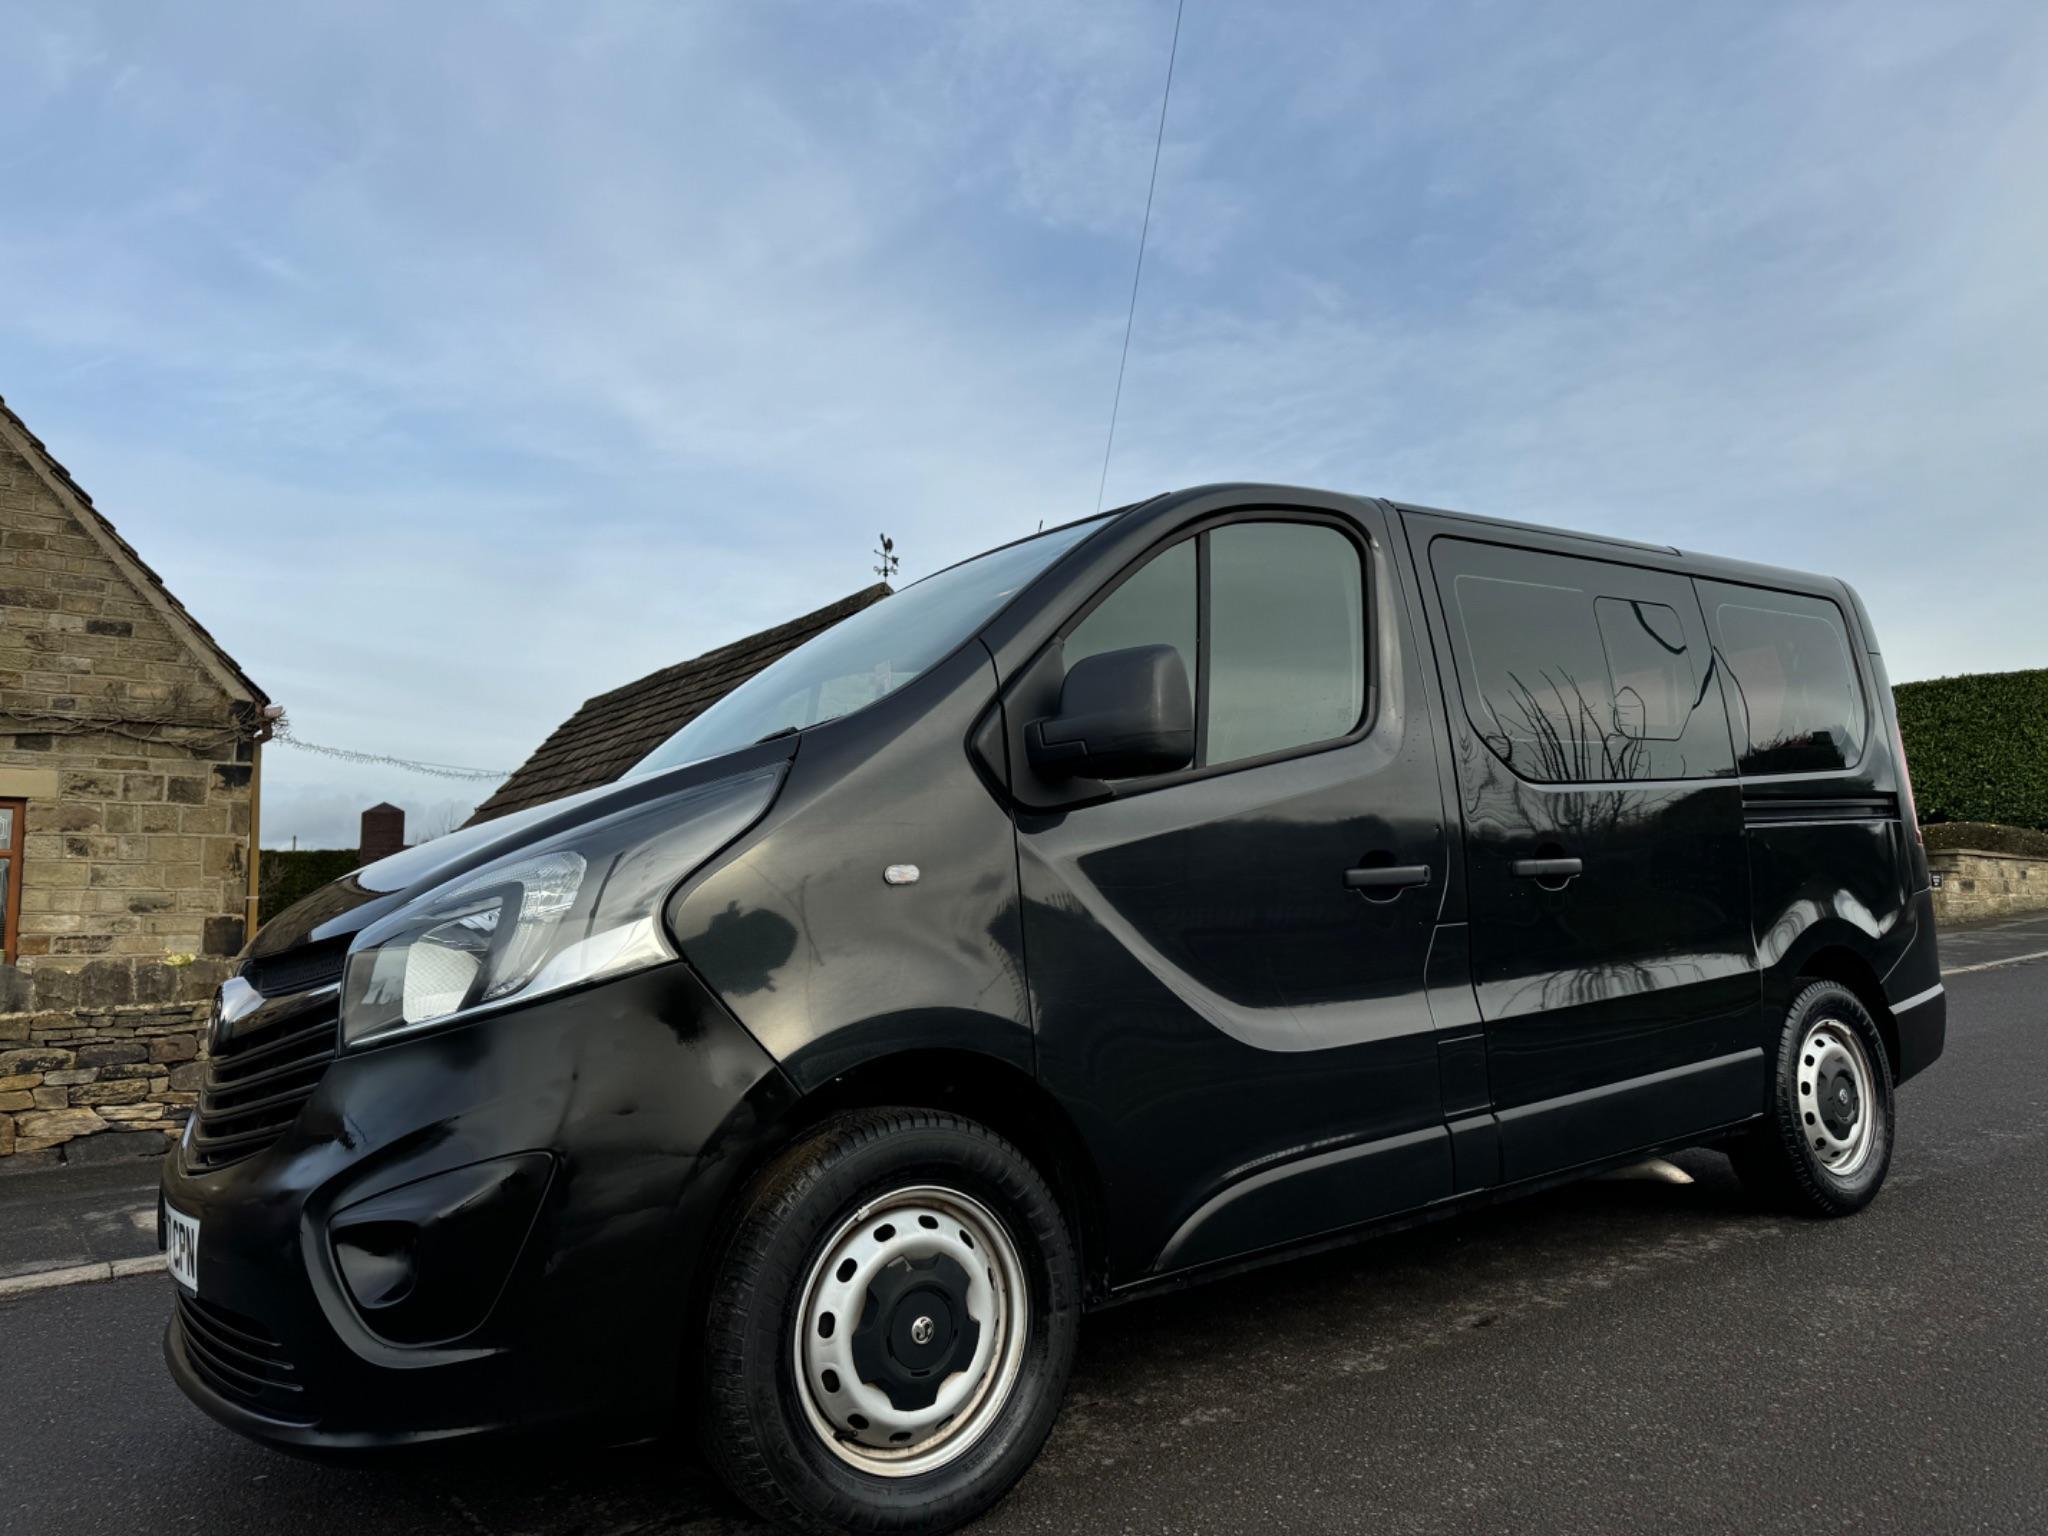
1026 644 1194 780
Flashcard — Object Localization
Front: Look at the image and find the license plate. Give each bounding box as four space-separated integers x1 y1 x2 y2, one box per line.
165 1203 200 1294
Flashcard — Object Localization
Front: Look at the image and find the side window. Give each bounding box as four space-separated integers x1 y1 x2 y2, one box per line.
1704 585 1867 774
1596 598 1694 741
1066 537 1197 688
1450 568 1615 779
1206 522 1365 765
0 799 21 965
1433 538 1726 784
1058 519 1366 778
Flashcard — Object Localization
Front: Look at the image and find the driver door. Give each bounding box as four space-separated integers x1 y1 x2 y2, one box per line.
1005 504 1455 1282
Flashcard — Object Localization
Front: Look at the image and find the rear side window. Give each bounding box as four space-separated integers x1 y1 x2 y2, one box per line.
1596 598 1694 742
1450 569 1618 778
1061 518 1366 776
1432 538 1729 784
1702 584 1867 774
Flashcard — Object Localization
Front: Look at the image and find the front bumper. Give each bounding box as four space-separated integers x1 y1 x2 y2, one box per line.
160 962 794 1449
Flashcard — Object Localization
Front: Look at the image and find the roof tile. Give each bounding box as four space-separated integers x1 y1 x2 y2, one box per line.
466 582 893 823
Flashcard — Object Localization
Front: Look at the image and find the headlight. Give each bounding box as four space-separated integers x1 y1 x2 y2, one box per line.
340 767 781 1050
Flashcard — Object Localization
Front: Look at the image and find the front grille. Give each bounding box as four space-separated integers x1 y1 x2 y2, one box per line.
241 938 347 998
175 1291 314 1422
189 973 341 1171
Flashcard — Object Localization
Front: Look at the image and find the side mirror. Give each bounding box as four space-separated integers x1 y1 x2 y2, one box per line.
1027 644 1194 781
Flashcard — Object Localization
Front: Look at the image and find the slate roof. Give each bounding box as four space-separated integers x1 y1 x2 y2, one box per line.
0 394 269 707
466 582 894 824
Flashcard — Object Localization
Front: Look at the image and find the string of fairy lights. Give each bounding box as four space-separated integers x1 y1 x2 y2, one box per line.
268 721 510 783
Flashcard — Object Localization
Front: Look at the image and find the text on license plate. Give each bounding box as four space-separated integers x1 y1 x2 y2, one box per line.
165 1204 200 1293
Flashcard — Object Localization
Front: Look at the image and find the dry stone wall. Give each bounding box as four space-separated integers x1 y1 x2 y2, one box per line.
0 999 212 1167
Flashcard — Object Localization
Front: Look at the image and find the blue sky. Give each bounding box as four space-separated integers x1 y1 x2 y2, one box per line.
4 1 2044 847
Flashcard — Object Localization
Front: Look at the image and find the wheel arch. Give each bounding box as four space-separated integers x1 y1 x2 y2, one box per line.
694 1045 1110 1317
795 1049 1107 1303
1794 945 1900 1082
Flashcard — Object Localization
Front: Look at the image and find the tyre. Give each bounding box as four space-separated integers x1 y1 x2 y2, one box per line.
699 1109 1079 1535
1731 980 1894 1216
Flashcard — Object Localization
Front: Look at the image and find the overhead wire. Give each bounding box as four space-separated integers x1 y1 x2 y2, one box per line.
1094 0 1186 516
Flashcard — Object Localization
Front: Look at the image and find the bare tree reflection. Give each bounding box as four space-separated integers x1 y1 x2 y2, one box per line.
1480 667 1648 785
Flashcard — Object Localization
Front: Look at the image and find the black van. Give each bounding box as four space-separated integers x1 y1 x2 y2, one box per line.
161 486 1945 1533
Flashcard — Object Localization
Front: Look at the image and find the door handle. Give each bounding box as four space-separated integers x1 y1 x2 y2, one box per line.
1344 864 1432 892
1510 856 1583 881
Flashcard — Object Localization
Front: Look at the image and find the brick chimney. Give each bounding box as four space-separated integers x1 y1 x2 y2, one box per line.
359 802 406 865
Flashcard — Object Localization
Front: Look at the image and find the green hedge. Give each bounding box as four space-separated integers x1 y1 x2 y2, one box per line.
258 848 361 921
1893 667 2048 831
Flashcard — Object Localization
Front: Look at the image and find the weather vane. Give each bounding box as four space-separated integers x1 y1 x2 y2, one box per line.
873 532 900 582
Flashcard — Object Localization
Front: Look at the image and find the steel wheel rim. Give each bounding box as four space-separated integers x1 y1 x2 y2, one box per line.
1795 1017 1877 1178
792 1184 1029 1478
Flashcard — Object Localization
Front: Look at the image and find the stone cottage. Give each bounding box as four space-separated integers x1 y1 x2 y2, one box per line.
0 395 270 1166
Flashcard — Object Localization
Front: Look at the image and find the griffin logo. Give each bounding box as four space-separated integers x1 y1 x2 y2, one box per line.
209 976 263 1053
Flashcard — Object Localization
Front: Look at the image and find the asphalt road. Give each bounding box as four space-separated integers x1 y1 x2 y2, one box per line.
5 953 2045 1535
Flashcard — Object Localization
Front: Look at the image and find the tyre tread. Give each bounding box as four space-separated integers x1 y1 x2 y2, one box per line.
1733 979 1894 1218
699 1109 1073 1535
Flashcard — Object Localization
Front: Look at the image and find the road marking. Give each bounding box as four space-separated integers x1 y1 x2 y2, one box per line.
0 1253 162 1300
1945 948 2048 977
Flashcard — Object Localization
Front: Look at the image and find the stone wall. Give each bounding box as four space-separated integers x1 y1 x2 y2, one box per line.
0 964 230 1169
8 745 255 964
0 413 266 1167
2 429 260 971
1929 848 2048 927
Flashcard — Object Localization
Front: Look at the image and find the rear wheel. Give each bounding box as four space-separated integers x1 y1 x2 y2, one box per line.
1732 980 1894 1216
700 1110 1078 1534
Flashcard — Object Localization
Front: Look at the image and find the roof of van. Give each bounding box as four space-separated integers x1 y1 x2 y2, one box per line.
1122 483 1849 601
1387 499 1681 556
1383 496 1851 603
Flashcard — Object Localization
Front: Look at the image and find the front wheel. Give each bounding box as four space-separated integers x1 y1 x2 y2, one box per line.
1731 979 1895 1216
699 1110 1079 1534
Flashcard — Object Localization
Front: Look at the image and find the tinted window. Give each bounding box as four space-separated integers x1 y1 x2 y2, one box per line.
1056 520 1366 779
1207 523 1365 765
1596 598 1694 741
1434 539 1724 783
1710 589 1866 774
1066 537 1197 690
1450 568 1618 781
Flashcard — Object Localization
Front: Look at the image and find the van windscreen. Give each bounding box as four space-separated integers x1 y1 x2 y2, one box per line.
630 518 1103 778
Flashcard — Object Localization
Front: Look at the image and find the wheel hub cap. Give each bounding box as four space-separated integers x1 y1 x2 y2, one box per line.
1819 1070 1859 1137
1795 1019 1876 1177
851 1252 981 1410
794 1185 1029 1477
